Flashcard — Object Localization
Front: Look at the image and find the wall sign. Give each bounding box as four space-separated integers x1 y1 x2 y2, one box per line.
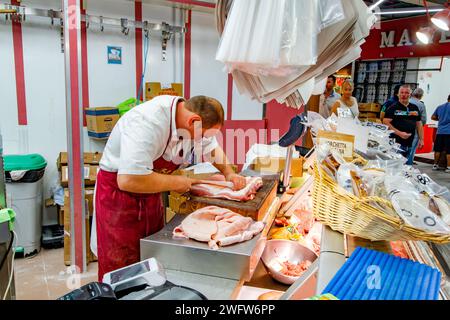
107 46 122 64
361 15 450 60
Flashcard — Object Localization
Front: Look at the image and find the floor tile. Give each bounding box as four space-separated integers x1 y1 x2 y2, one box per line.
14 248 98 300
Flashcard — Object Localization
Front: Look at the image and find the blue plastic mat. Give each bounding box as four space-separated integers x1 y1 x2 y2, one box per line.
322 247 441 300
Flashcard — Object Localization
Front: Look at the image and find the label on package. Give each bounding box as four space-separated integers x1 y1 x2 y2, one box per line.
317 130 355 161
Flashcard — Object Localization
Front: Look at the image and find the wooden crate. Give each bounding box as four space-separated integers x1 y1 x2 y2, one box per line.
169 178 278 221
359 103 381 113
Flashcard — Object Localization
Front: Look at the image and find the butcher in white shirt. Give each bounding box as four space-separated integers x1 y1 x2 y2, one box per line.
92 95 246 281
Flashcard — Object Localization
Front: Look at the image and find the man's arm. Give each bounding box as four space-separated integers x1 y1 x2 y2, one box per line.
380 102 389 121
420 104 427 125
210 145 235 178
416 121 424 149
211 145 246 190
383 118 411 140
117 172 194 194
431 108 439 121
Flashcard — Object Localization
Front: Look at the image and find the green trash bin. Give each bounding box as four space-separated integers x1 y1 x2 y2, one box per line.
4 154 47 256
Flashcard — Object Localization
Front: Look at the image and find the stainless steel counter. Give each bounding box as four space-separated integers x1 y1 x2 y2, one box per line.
141 214 265 281
315 226 346 294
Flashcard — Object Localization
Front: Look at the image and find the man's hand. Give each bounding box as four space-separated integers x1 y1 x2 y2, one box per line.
173 176 194 194
397 131 412 140
226 173 246 191
418 139 424 150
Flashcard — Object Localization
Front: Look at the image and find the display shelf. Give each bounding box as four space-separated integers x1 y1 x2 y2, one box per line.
354 58 420 104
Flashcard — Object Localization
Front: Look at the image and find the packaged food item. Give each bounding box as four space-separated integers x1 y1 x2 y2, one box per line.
336 163 357 194
430 196 450 225
384 175 450 234
350 170 368 197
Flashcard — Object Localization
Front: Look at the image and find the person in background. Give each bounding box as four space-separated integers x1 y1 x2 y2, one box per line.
319 75 341 118
383 85 424 160
380 84 402 121
431 94 450 172
408 88 427 165
330 80 359 119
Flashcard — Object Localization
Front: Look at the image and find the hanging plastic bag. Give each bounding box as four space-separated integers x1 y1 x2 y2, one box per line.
337 163 359 195
385 175 450 234
318 0 345 30
303 111 332 138
408 172 450 203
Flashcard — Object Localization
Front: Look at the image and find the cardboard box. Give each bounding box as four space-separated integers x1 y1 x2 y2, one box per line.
251 157 303 177
57 152 102 170
85 107 120 139
145 82 184 101
64 215 96 265
359 103 381 113
63 188 95 216
60 165 99 187
63 189 96 265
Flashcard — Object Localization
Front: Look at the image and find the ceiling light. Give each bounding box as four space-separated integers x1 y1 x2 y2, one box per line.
374 8 443 15
416 26 435 44
369 0 385 11
431 8 450 31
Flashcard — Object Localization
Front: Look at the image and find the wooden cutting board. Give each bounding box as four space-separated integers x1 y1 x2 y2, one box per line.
170 177 278 221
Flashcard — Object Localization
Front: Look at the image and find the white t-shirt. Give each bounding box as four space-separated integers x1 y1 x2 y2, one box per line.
336 97 359 119
100 95 219 175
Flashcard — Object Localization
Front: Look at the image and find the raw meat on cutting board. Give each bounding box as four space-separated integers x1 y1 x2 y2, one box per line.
190 175 263 202
173 206 265 250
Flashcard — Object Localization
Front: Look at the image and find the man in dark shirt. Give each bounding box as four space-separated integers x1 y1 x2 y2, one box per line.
383 85 424 160
380 84 402 121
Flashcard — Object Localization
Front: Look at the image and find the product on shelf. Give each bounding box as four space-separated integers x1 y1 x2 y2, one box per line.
379 72 391 83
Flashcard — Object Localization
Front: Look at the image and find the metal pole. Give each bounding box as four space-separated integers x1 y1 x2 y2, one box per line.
62 0 86 273
0 133 6 209
282 145 294 190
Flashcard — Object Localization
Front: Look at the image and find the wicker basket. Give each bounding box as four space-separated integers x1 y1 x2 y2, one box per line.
312 164 450 244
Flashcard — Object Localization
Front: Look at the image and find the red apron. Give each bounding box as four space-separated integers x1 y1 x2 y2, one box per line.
95 98 180 281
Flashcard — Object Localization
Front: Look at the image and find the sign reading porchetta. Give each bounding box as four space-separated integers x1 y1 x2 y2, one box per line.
361 15 450 60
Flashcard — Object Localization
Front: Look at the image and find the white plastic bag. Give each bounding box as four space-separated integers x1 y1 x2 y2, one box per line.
319 0 345 30
385 175 450 234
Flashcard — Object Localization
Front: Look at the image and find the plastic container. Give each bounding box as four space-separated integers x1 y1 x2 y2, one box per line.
4 154 46 183
4 154 47 256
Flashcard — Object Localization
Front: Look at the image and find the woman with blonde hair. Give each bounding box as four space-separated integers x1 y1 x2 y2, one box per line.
330 80 359 119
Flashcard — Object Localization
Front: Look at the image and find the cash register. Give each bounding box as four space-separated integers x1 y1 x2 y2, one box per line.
58 258 207 300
